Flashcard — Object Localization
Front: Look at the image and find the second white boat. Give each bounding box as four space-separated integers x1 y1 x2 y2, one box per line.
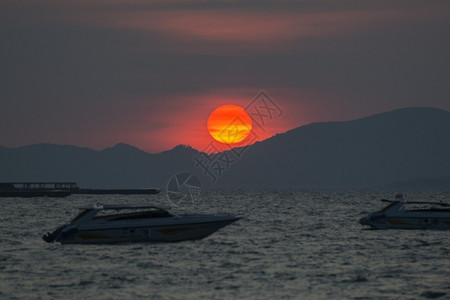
359 196 450 230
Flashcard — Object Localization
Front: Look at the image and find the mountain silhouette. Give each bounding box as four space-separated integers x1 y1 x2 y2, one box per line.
0 107 449 189
219 107 450 188
0 143 200 189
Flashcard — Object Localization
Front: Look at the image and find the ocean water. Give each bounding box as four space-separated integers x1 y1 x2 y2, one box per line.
1 190 449 299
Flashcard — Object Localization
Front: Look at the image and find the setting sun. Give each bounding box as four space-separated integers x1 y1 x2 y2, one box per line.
207 105 252 144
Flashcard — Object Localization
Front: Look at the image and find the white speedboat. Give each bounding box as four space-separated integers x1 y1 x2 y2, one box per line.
43 204 239 244
359 196 450 230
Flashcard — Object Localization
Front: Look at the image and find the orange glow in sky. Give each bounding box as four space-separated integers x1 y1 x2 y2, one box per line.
207 105 252 144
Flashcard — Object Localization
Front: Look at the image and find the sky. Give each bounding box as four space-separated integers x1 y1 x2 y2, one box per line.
1 0 449 153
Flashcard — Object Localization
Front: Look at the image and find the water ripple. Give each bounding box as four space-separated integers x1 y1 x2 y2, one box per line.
0 191 450 299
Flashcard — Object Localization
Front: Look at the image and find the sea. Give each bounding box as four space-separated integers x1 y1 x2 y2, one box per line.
1 190 449 299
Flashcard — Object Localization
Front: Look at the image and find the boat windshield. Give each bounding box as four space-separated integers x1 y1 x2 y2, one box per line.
93 208 172 221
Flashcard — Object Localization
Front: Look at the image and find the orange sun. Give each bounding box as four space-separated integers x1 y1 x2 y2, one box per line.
207 105 252 144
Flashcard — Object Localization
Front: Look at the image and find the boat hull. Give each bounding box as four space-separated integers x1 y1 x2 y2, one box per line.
57 218 238 244
360 215 450 230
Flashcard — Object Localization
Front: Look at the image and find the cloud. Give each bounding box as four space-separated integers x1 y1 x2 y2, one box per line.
7 1 449 55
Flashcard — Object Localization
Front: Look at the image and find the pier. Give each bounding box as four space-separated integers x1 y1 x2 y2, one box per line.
0 182 76 197
0 182 160 198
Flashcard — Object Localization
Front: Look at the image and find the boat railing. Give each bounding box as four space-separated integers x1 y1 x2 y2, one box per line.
1 182 78 190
